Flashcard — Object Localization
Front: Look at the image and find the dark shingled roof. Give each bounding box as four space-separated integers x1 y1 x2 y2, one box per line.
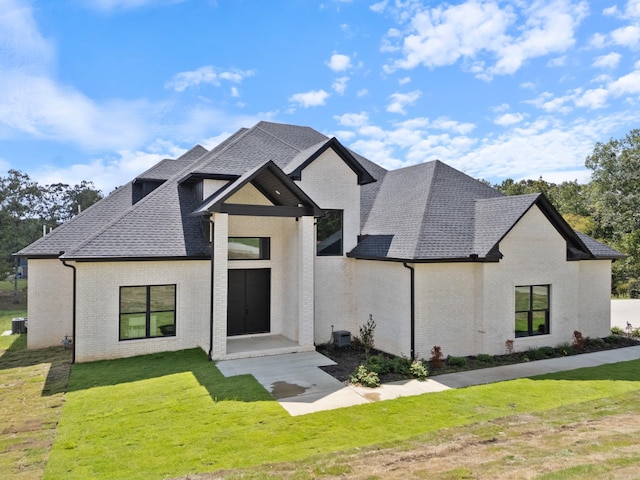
17 121 623 262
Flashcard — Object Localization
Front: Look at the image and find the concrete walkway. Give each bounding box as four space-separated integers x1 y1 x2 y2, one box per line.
216 346 640 416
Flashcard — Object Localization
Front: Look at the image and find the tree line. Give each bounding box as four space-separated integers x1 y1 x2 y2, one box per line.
1 129 640 295
0 170 102 279
494 129 640 296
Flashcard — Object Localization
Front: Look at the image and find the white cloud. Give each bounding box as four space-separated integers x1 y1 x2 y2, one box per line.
384 0 588 80
494 112 525 126
356 89 369 97
334 112 369 127
574 87 609 109
289 90 330 107
165 66 255 92
84 0 186 13
326 53 352 72
332 76 349 95
592 52 622 69
610 25 640 48
386 90 421 114
370 0 388 14
398 76 411 85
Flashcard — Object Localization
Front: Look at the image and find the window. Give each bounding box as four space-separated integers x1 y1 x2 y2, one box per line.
228 237 270 260
317 209 343 256
515 285 550 337
120 285 176 340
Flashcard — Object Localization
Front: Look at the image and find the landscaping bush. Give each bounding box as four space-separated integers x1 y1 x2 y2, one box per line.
447 355 467 367
611 326 625 336
587 337 605 349
389 356 412 376
358 315 376 355
526 347 548 361
573 330 586 352
429 346 443 369
557 342 575 356
409 360 429 380
476 353 493 364
363 354 392 375
349 365 380 388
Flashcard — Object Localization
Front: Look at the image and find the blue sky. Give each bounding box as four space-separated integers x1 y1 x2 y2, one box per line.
2 0 640 193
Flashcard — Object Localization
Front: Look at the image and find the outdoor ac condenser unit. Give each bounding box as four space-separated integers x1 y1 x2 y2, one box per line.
332 330 351 347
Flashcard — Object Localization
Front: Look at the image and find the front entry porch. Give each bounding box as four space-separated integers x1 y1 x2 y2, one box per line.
225 333 315 360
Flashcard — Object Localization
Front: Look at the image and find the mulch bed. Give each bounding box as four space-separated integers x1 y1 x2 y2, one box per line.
317 335 640 384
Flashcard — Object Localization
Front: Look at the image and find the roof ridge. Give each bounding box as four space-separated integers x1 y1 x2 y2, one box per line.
411 161 440 259
255 122 316 154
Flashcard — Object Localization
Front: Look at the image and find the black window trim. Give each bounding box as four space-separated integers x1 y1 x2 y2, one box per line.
119 284 177 341
515 284 550 338
316 209 344 257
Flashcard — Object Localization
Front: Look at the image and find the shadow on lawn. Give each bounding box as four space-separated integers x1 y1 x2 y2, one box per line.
65 348 274 403
0 336 72 396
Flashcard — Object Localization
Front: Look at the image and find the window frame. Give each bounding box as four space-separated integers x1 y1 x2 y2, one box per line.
515 284 550 338
228 237 271 260
119 284 177 341
316 209 344 256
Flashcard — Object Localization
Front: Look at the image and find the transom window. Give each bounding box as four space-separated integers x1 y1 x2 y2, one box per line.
317 209 343 256
228 237 270 260
119 285 176 340
515 285 550 337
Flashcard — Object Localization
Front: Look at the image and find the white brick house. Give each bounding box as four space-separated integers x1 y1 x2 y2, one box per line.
17 122 623 362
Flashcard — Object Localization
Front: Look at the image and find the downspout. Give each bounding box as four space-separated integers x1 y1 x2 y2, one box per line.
208 219 215 361
59 252 77 364
403 262 415 360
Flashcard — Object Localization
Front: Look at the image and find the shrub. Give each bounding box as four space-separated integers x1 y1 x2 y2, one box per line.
349 365 380 388
363 354 392 375
572 330 586 352
611 326 625 336
476 353 493 364
604 335 623 345
587 337 605 349
359 315 377 355
538 346 555 357
429 346 443 369
505 339 515 355
390 356 412 376
447 355 467 367
410 360 429 380
633 328 640 338
526 347 547 361
557 342 574 356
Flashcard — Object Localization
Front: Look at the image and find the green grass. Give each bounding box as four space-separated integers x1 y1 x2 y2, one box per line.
45 348 640 480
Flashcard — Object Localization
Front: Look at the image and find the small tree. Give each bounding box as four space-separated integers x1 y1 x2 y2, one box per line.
359 314 376 355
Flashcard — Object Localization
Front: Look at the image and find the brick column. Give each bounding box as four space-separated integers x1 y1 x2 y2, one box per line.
298 215 315 348
211 212 228 359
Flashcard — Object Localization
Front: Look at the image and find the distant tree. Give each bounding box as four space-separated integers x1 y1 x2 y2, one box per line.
494 177 592 232
585 129 640 290
0 170 103 301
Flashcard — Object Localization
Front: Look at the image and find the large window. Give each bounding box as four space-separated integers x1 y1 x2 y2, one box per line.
317 209 343 256
515 285 550 337
228 237 270 260
120 285 176 340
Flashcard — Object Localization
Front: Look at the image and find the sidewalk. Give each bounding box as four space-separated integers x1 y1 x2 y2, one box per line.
217 346 640 416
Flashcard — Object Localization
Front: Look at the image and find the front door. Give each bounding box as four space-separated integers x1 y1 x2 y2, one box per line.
227 269 271 336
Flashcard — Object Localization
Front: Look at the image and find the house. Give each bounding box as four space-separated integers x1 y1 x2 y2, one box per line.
17 121 623 363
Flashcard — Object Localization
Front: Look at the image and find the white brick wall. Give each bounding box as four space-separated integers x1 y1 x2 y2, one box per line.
355 260 411 356
74 260 210 362
295 148 361 344
355 205 613 359
27 259 74 349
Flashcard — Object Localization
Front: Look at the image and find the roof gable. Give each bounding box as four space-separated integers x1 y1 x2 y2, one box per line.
286 137 376 185
194 160 322 218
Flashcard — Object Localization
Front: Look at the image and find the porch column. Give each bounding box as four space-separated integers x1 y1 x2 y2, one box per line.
211 212 228 359
298 215 315 348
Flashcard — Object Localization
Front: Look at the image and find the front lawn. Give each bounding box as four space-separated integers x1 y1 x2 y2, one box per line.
45 348 640 480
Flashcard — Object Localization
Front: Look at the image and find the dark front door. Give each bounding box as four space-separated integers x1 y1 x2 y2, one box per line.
227 269 271 336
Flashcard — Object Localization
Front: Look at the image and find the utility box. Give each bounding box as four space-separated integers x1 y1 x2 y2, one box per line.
332 330 351 347
11 317 27 334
